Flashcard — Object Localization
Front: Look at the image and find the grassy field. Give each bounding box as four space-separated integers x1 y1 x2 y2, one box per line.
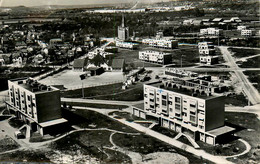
62 102 128 109
113 133 212 164
243 71 260 92
61 82 144 101
62 108 137 133
151 125 178 138
225 112 260 163
228 48 260 58
0 150 51 163
108 111 141 122
237 56 260 68
225 93 248 107
0 137 19 153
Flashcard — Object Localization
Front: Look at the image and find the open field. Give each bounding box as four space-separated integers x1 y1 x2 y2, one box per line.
40 69 124 89
61 82 144 101
225 93 248 107
225 112 260 163
228 48 260 59
243 71 260 92
237 56 260 68
62 108 137 133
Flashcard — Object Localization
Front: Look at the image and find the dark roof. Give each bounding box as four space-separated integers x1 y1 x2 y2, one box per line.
132 103 144 110
111 59 125 69
73 58 88 68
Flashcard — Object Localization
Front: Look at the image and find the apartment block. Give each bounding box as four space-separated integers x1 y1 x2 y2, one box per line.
200 28 223 36
142 38 178 49
198 42 218 65
115 41 139 49
241 29 255 37
139 50 172 65
132 81 234 145
6 78 67 136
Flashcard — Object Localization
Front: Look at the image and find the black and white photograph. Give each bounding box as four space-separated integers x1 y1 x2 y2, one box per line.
0 0 259 163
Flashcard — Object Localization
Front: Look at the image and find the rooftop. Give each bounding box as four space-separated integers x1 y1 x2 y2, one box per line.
10 78 58 93
146 81 217 100
207 126 235 137
132 103 144 110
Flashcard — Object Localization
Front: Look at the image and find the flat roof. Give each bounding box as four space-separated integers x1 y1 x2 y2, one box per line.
39 118 68 127
10 78 58 93
207 126 235 137
132 103 145 110
146 81 216 100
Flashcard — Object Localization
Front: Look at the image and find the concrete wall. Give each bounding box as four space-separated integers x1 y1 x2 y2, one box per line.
36 90 62 123
205 96 225 131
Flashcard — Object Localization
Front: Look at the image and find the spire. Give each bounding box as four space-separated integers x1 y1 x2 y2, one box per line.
122 15 125 28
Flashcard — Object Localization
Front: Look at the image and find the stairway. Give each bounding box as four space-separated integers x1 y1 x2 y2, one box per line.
174 132 200 149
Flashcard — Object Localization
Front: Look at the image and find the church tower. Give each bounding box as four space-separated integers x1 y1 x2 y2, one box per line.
118 15 129 41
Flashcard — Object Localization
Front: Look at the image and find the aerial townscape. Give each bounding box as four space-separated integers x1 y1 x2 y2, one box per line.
0 0 259 163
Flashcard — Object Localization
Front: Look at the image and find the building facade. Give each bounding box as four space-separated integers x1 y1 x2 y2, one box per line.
118 15 129 41
200 28 223 36
6 78 67 136
139 50 172 65
142 38 178 49
241 29 255 37
198 42 218 65
115 41 139 49
132 81 234 145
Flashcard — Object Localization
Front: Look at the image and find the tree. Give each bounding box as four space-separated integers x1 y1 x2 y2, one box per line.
90 54 105 67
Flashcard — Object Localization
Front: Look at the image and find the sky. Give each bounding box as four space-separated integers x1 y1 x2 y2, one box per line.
0 0 172 7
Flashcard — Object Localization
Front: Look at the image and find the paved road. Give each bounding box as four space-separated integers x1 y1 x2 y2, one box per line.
219 46 260 105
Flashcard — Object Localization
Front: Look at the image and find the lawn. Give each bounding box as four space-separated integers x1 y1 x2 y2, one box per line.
61 82 144 101
237 56 260 68
62 102 128 109
225 112 260 163
49 130 131 163
0 136 20 153
228 48 260 58
62 108 137 133
225 93 248 107
151 125 178 138
243 71 260 92
0 150 51 163
108 111 141 122
113 133 212 164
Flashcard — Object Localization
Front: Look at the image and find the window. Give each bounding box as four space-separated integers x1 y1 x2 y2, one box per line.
170 108 173 112
183 100 187 103
190 115 196 122
175 97 180 103
190 104 196 108
162 95 167 99
190 111 196 115
144 94 147 98
168 101 172 105
162 100 167 106
150 105 154 108
184 108 187 110
149 93 154 96
182 112 187 117
199 125 204 129
175 104 180 110
27 95 30 101
32 103 35 107
175 113 181 117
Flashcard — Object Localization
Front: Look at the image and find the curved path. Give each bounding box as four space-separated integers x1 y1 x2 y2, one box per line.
223 139 251 159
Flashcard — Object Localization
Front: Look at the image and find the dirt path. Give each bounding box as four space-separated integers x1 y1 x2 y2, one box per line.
224 139 251 159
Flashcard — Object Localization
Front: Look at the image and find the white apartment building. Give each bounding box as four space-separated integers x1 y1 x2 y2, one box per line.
198 42 218 65
198 42 215 55
6 78 68 136
115 41 139 49
139 50 172 65
142 38 178 49
132 81 235 145
200 28 223 36
241 29 255 37
200 56 219 65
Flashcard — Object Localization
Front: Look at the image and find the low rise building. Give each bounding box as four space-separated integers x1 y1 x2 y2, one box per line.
198 42 218 65
132 81 235 145
115 41 139 49
6 78 68 136
200 28 223 36
241 29 255 37
139 50 172 65
142 38 178 49
237 26 246 31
